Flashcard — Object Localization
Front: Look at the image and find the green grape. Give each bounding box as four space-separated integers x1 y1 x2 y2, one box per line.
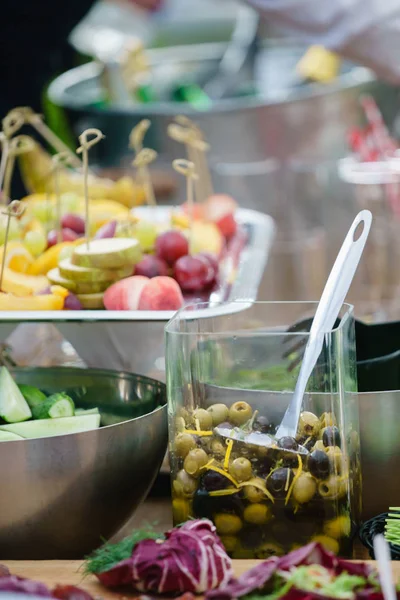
61 193 80 214
0 215 21 245
31 203 54 224
24 231 47 257
132 220 158 251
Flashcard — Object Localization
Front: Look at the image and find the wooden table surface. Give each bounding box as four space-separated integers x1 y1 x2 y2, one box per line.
2 559 399 600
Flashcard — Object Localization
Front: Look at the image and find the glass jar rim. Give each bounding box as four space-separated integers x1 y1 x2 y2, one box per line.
165 300 354 336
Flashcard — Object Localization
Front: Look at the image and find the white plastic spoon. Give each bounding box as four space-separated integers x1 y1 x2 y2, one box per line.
374 534 397 600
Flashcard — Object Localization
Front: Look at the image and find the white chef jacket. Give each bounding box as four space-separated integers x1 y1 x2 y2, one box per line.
247 0 400 84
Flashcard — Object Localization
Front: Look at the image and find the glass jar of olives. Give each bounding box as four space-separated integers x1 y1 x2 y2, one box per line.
166 301 361 558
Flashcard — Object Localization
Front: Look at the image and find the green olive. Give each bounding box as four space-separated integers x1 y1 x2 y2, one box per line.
229 401 253 426
173 469 197 498
174 433 196 458
214 513 243 535
318 475 347 500
232 545 255 559
326 446 343 473
172 498 191 524
312 440 326 452
220 535 239 553
211 439 226 457
243 478 266 503
207 403 229 426
298 411 321 438
229 457 252 482
183 448 209 477
311 535 339 554
292 472 317 504
255 542 284 559
320 412 337 428
323 515 351 539
193 408 213 430
175 416 186 432
243 503 272 525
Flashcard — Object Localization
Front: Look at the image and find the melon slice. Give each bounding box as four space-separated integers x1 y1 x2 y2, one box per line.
76 292 105 309
48 268 110 294
59 259 132 283
71 238 141 269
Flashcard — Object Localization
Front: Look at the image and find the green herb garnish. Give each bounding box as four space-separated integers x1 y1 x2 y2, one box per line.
84 528 163 575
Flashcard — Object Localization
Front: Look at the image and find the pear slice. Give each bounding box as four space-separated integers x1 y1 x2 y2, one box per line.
59 259 132 283
48 268 110 294
76 292 105 309
71 238 141 269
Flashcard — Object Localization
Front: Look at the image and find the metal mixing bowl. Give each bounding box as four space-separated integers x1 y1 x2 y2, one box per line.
0 367 167 560
48 41 399 171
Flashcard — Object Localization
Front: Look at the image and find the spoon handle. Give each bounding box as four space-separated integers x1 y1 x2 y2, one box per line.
276 210 372 439
374 534 397 600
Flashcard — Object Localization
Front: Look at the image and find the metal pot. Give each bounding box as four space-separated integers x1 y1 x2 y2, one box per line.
47 41 399 173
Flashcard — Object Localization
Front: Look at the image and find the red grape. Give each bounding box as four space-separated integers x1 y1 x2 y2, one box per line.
155 230 189 266
47 228 79 247
61 213 85 234
198 252 219 279
174 254 215 292
94 220 117 240
64 293 83 310
135 255 169 278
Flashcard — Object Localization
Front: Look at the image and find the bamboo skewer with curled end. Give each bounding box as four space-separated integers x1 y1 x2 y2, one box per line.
168 123 207 203
0 201 25 291
129 119 151 155
175 116 214 201
173 159 198 253
132 148 158 206
2 136 35 204
3 107 82 170
76 128 105 248
52 152 77 244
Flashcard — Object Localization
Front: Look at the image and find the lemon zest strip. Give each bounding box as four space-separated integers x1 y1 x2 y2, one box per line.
239 478 274 504
285 454 303 505
207 465 239 487
209 488 238 497
184 429 213 437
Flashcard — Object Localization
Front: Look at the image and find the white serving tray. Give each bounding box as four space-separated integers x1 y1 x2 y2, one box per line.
0 207 275 377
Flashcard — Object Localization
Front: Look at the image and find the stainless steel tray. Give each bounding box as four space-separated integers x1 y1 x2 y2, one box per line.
0 207 274 379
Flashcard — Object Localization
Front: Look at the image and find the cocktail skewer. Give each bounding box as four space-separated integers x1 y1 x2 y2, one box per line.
52 151 76 244
3 107 82 170
0 200 25 291
173 158 197 253
132 148 158 206
129 119 151 154
0 134 9 202
76 128 105 249
2 136 35 204
168 123 205 202
175 116 213 201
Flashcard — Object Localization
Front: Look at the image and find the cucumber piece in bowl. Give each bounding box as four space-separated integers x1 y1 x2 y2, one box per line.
32 393 75 419
0 414 101 439
0 431 24 441
18 384 47 408
0 367 32 423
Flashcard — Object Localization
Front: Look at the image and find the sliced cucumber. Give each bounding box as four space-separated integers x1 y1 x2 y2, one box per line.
0 414 101 439
0 367 32 423
32 393 75 420
0 430 24 441
75 408 100 416
18 384 47 408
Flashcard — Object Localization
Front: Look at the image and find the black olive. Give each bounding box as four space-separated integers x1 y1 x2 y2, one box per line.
253 415 272 434
277 436 299 451
266 468 294 497
297 436 316 452
322 426 341 448
200 470 231 492
308 450 331 480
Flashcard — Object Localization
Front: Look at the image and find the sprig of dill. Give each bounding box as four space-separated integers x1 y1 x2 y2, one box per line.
84 527 164 576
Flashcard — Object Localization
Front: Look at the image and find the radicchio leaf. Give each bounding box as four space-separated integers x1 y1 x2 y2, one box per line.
0 576 51 596
206 557 278 600
95 519 232 595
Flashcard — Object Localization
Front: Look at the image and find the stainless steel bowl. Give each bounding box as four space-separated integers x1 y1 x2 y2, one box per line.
47 41 399 172
0 367 167 560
